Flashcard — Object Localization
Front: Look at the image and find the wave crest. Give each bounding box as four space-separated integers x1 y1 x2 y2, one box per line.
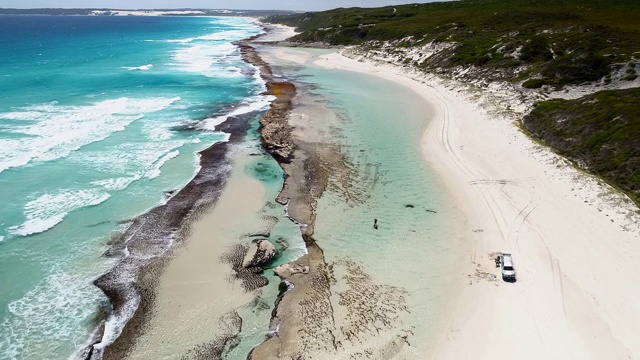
0 96 181 175
9 189 111 237
121 64 153 71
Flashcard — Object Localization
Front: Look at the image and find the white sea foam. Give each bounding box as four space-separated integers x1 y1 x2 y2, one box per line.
9 189 110 237
196 30 252 42
211 16 259 29
92 283 141 352
0 270 106 358
199 95 274 131
74 137 183 174
73 137 199 194
0 96 181 174
91 176 141 191
121 64 153 71
145 150 180 179
162 18 261 78
162 38 195 43
143 120 179 141
162 30 252 44
171 42 239 77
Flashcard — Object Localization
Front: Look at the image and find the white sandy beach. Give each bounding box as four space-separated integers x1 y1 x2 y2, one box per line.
253 23 298 43
310 51 640 359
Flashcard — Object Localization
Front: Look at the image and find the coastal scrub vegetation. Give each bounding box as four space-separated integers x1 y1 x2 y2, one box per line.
266 0 640 205
265 0 640 88
523 88 640 205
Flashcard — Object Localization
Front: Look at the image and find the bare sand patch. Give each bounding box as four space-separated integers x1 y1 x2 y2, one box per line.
122 148 272 359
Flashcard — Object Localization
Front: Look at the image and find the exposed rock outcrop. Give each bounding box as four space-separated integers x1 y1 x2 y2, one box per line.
273 262 310 278
222 244 270 292
236 41 296 164
242 239 278 268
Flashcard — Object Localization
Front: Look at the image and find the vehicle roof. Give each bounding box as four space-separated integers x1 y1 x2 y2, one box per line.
503 254 513 266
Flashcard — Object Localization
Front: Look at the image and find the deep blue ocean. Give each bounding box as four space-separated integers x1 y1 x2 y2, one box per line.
0 15 265 359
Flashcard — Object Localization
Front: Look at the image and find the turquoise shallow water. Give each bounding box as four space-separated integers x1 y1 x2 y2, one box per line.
228 119 308 359
0 15 268 359
273 49 465 355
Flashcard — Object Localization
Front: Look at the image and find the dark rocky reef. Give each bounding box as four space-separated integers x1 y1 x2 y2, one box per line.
236 41 297 164
238 32 416 360
242 239 278 268
222 239 279 292
87 113 256 360
222 244 269 292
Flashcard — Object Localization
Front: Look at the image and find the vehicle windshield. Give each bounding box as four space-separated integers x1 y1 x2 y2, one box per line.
503 266 513 271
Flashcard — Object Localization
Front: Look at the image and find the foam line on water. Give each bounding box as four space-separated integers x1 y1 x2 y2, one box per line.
145 150 180 179
198 95 274 131
166 20 261 78
161 29 255 44
171 42 240 77
121 64 153 71
91 175 141 192
0 270 107 359
93 281 141 351
8 189 111 237
0 96 181 174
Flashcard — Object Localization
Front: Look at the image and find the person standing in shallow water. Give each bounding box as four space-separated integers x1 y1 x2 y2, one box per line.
374 218 378 230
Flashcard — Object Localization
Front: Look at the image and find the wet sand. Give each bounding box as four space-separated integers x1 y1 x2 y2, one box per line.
89 113 254 360
121 147 272 359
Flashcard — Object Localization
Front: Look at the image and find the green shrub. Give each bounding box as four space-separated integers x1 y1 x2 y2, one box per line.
523 88 640 205
522 78 546 88
520 35 553 63
542 53 611 85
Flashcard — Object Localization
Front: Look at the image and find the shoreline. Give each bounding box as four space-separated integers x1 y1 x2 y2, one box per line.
242 26 428 359
243 37 464 358
312 50 640 358
80 19 640 359
83 111 256 360
81 23 307 360
240 32 339 360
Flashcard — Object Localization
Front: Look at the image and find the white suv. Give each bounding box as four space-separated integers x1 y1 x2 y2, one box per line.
501 254 516 281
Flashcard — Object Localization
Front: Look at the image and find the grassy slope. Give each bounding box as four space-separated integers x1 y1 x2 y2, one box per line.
266 0 640 205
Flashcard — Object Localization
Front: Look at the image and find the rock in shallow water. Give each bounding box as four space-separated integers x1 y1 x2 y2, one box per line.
273 263 310 278
242 239 278 268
